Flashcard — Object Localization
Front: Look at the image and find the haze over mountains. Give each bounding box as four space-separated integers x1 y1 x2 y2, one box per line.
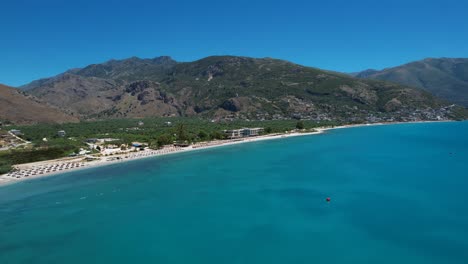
4 55 467 124
353 58 468 107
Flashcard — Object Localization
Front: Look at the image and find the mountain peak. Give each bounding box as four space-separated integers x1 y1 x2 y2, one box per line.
151 56 175 63
67 56 177 81
354 57 468 106
17 55 467 122
352 69 379 78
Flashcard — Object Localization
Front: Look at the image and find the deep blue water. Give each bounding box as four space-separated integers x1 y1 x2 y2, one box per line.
1 122 468 264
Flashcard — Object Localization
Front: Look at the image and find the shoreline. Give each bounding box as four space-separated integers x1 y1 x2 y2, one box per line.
0 120 454 187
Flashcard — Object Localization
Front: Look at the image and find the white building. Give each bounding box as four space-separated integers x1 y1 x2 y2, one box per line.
223 127 264 139
57 130 66 137
224 129 243 139
242 128 264 137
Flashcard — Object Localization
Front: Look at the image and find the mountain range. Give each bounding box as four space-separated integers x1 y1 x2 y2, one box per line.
0 84 78 124
353 58 468 107
3 56 467 124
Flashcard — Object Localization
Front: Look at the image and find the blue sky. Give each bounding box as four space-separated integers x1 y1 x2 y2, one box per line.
1 0 467 86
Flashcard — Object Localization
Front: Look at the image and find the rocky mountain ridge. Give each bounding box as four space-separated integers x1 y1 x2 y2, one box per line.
353 58 468 107
0 84 78 124
17 56 468 122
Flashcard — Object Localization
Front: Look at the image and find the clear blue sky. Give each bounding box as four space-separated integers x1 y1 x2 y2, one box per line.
1 0 467 86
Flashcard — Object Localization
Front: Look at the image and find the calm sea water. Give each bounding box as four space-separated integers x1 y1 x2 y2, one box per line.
1 122 468 264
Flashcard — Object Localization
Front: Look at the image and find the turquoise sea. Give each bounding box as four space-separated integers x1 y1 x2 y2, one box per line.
1 122 468 264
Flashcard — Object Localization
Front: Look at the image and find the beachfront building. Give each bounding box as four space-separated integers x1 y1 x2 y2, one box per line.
242 128 264 137
85 138 120 151
132 142 144 148
224 129 243 139
84 155 100 161
223 127 264 139
57 130 66 137
85 138 98 143
79 149 91 155
132 142 147 150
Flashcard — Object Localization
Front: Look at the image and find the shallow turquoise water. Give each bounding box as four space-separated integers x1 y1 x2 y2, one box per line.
1 122 468 263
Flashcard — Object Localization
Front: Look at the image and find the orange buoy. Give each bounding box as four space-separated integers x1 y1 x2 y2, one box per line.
326 197 331 202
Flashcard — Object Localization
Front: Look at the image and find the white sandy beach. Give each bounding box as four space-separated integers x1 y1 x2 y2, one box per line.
0 129 327 186
0 121 448 187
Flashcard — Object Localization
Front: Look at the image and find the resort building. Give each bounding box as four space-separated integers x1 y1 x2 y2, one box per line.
85 138 98 143
79 149 91 155
242 127 264 137
224 129 243 139
84 155 100 161
132 142 144 148
97 138 119 143
223 127 264 139
57 130 66 137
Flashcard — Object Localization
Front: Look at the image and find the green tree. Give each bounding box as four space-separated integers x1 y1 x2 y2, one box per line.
210 131 225 140
175 124 188 141
295 121 304 130
264 127 272 134
0 159 12 174
198 130 209 141
157 134 173 147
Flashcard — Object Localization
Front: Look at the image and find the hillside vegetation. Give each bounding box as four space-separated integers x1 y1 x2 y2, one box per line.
354 58 468 107
21 56 466 123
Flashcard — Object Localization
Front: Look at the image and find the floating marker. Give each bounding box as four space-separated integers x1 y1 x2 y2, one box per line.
326 197 331 202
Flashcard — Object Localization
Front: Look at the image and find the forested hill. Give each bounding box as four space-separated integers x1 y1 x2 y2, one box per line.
353 58 468 107
20 56 468 122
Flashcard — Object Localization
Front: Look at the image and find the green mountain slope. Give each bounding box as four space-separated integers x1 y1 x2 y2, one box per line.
354 58 468 107
22 56 467 122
